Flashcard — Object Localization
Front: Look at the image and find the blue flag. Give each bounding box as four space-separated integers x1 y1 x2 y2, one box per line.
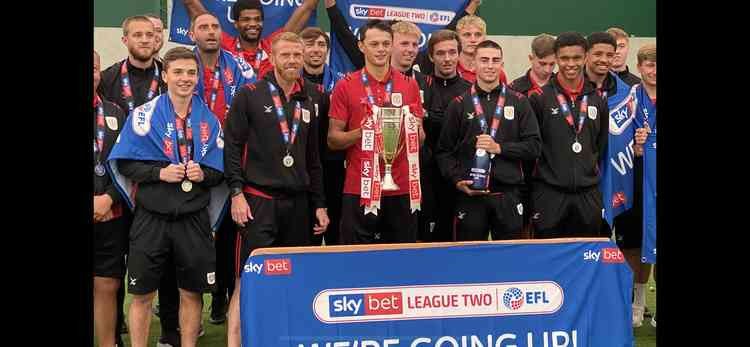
329 0 469 75
169 0 317 45
600 73 640 227
636 85 657 264
241 241 634 346
321 63 346 93
107 94 229 231
194 48 256 108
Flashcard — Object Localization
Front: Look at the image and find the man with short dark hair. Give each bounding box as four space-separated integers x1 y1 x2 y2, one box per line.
510 33 556 97
183 0 319 78
299 26 344 247
510 33 557 239
108 47 227 347
528 32 609 239
145 14 165 59
418 29 472 242
223 32 329 347
188 12 256 327
436 40 541 241
327 19 425 244
584 31 618 100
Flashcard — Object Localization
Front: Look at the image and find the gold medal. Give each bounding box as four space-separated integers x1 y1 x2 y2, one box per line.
283 154 294 167
181 180 193 192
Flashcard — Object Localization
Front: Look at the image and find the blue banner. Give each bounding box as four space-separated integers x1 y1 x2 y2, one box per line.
600 73 639 227
329 0 469 75
636 85 657 264
241 240 634 346
169 0 317 45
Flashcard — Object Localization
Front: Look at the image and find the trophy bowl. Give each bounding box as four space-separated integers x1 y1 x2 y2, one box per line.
378 106 404 191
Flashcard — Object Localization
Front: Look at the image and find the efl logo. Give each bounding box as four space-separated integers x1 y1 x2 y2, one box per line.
612 191 627 208
503 287 553 311
329 292 403 317
602 248 624 263
264 258 292 275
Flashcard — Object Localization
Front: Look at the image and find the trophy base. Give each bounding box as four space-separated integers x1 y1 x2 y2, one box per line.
381 173 400 191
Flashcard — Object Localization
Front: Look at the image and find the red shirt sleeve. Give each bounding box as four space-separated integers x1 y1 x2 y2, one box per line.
328 80 350 124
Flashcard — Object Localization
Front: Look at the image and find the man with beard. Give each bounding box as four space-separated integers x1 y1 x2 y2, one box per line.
300 27 344 247
188 12 256 328
183 0 319 79
455 15 507 85
324 0 482 74
527 32 609 239
435 40 541 242
419 29 472 242
223 32 329 347
509 33 556 239
99 16 166 116
97 15 167 345
327 19 425 245
108 47 226 347
145 14 165 60
93 49 129 347
606 27 641 87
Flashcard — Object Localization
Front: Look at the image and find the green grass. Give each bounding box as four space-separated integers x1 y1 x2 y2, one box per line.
100 273 657 346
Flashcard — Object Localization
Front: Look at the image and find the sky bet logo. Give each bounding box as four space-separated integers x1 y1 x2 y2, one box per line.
243 258 292 275
353 6 385 18
329 292 403 317
584 248 624 263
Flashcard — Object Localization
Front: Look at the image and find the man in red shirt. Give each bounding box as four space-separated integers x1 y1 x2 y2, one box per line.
183 0 318 79
455 15 507 85
328 20 425 244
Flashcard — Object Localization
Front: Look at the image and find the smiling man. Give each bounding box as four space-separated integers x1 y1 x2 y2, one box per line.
527 32 609 239
327 19 425 245
223 32 329 347
108 47 227 347
584 31 618 101
183 0 319 79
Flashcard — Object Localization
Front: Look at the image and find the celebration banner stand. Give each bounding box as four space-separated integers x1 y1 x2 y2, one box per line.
241 239 634 347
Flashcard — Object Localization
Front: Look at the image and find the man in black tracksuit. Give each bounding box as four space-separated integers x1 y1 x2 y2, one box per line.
435 40 541 241
528 32 609 238
419 30 472 242
95 15 174 344
223 32 328 346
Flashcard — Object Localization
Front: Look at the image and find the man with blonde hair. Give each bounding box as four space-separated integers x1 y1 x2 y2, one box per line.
223 31 329 347
455 15 507 84
606 27 641 86
629 42 657 328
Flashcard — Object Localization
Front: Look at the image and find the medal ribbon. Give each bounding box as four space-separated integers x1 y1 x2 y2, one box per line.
174 103 194 164
235 39 264 72
555 91 589 139
94 95 106 166
470 84 507 139
120 59 161 113
268 83 302 156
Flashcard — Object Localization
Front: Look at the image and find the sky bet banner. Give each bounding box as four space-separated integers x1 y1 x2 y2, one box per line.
169 0 317 45
241 240 634 347
329 0 469 74
600 73 640 227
